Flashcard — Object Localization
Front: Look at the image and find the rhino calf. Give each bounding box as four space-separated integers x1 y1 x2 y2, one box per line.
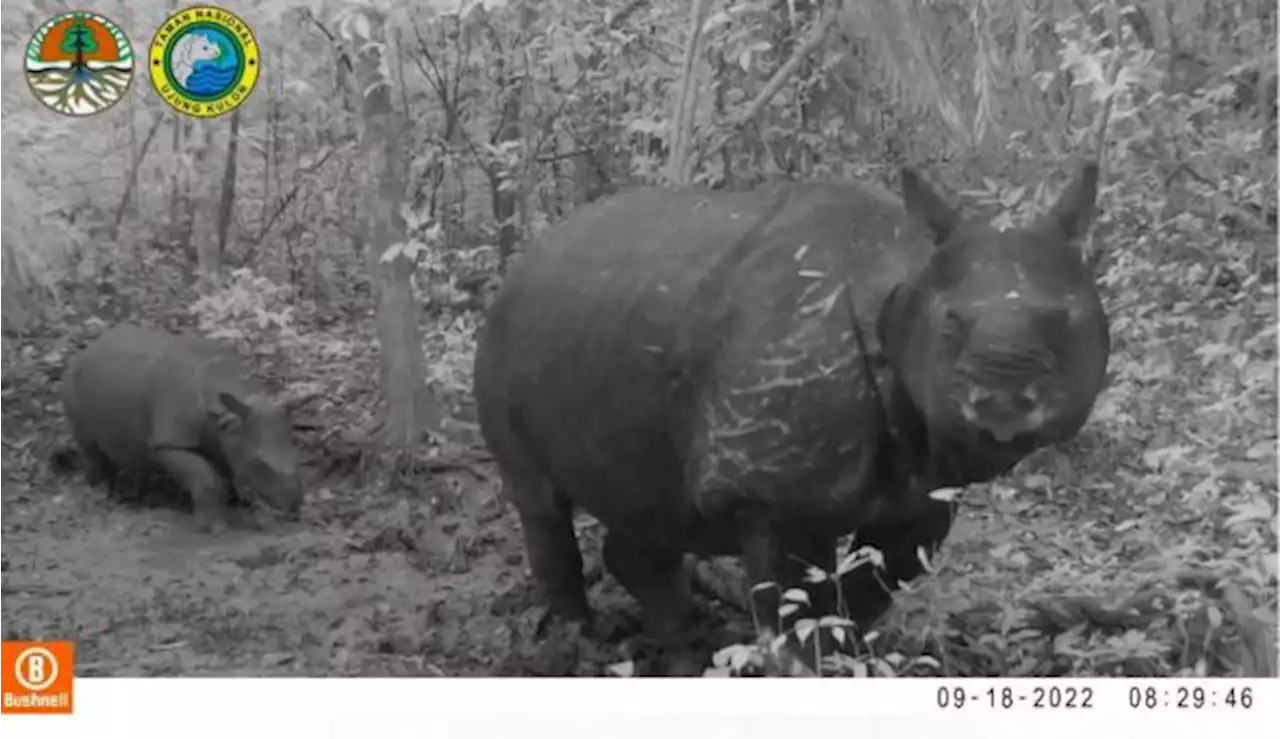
60 324 312 531
474 163 1110 673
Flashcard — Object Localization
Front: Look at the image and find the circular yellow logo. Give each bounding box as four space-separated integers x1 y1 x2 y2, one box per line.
149 6 259 118
24 11 135 117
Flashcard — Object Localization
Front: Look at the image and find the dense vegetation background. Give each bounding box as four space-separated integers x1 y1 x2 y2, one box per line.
1 0 1276 677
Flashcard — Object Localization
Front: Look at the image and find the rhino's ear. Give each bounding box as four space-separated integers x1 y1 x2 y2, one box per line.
1039 160 1099 244
218 391 253 419
900 166 960 245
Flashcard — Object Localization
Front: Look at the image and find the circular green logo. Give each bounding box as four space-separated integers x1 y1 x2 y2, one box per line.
25 11 135 117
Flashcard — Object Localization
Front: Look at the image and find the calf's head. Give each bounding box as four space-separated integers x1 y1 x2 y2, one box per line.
216 391 312 518
878 163 1110 482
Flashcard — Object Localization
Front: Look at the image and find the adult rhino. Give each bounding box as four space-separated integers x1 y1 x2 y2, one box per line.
473 162 1110 673
60 324 314 532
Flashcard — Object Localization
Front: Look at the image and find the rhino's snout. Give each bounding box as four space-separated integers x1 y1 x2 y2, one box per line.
241 469 304 518
959 384 1050 440
280 501 302 521
269 481 304 518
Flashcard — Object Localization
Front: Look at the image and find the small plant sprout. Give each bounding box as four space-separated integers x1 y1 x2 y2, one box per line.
819 615 854 648
792 617 826 676
778 588 810 619
838 545 885 576
929 486 965 502
711 643 763 676
915 655 941 671
915 545 936 574
802 564 830 583
749 580 782 633
826 653 870 677
788 658 815 677
794 618 818 645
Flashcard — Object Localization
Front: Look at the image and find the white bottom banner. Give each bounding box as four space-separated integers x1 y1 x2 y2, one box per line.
2 678 1276 738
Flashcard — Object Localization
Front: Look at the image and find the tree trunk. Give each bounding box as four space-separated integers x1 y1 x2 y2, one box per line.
190 123 219 287
667 0 713 187
487 2 533 265
354 8 435 461
214 108 241 269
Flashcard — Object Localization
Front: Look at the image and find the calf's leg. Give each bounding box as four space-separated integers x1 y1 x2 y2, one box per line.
155 448 230 533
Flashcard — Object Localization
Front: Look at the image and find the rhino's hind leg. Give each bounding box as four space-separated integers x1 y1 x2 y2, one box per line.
840 499 957 632
79 443 117 490
154 448 230 533
66 422 117 490
508 473 591 626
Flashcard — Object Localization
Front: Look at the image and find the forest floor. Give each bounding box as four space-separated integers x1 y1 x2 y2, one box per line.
2 255 1276 678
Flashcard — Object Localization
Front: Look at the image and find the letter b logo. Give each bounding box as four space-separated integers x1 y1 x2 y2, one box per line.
16 647 58 692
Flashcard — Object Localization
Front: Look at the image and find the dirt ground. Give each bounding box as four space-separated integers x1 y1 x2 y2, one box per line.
1 460 528 676
0 430 1151 678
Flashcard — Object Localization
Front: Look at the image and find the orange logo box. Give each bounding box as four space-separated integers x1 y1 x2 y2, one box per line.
0 641 75 715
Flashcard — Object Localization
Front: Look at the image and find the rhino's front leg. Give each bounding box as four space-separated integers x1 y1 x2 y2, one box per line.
839 499 956 633
154 448 230 533
737 512 842 676
737 511 837 633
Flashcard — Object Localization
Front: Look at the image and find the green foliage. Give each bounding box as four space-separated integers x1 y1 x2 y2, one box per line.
190 268 303 357
61 18 101 56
